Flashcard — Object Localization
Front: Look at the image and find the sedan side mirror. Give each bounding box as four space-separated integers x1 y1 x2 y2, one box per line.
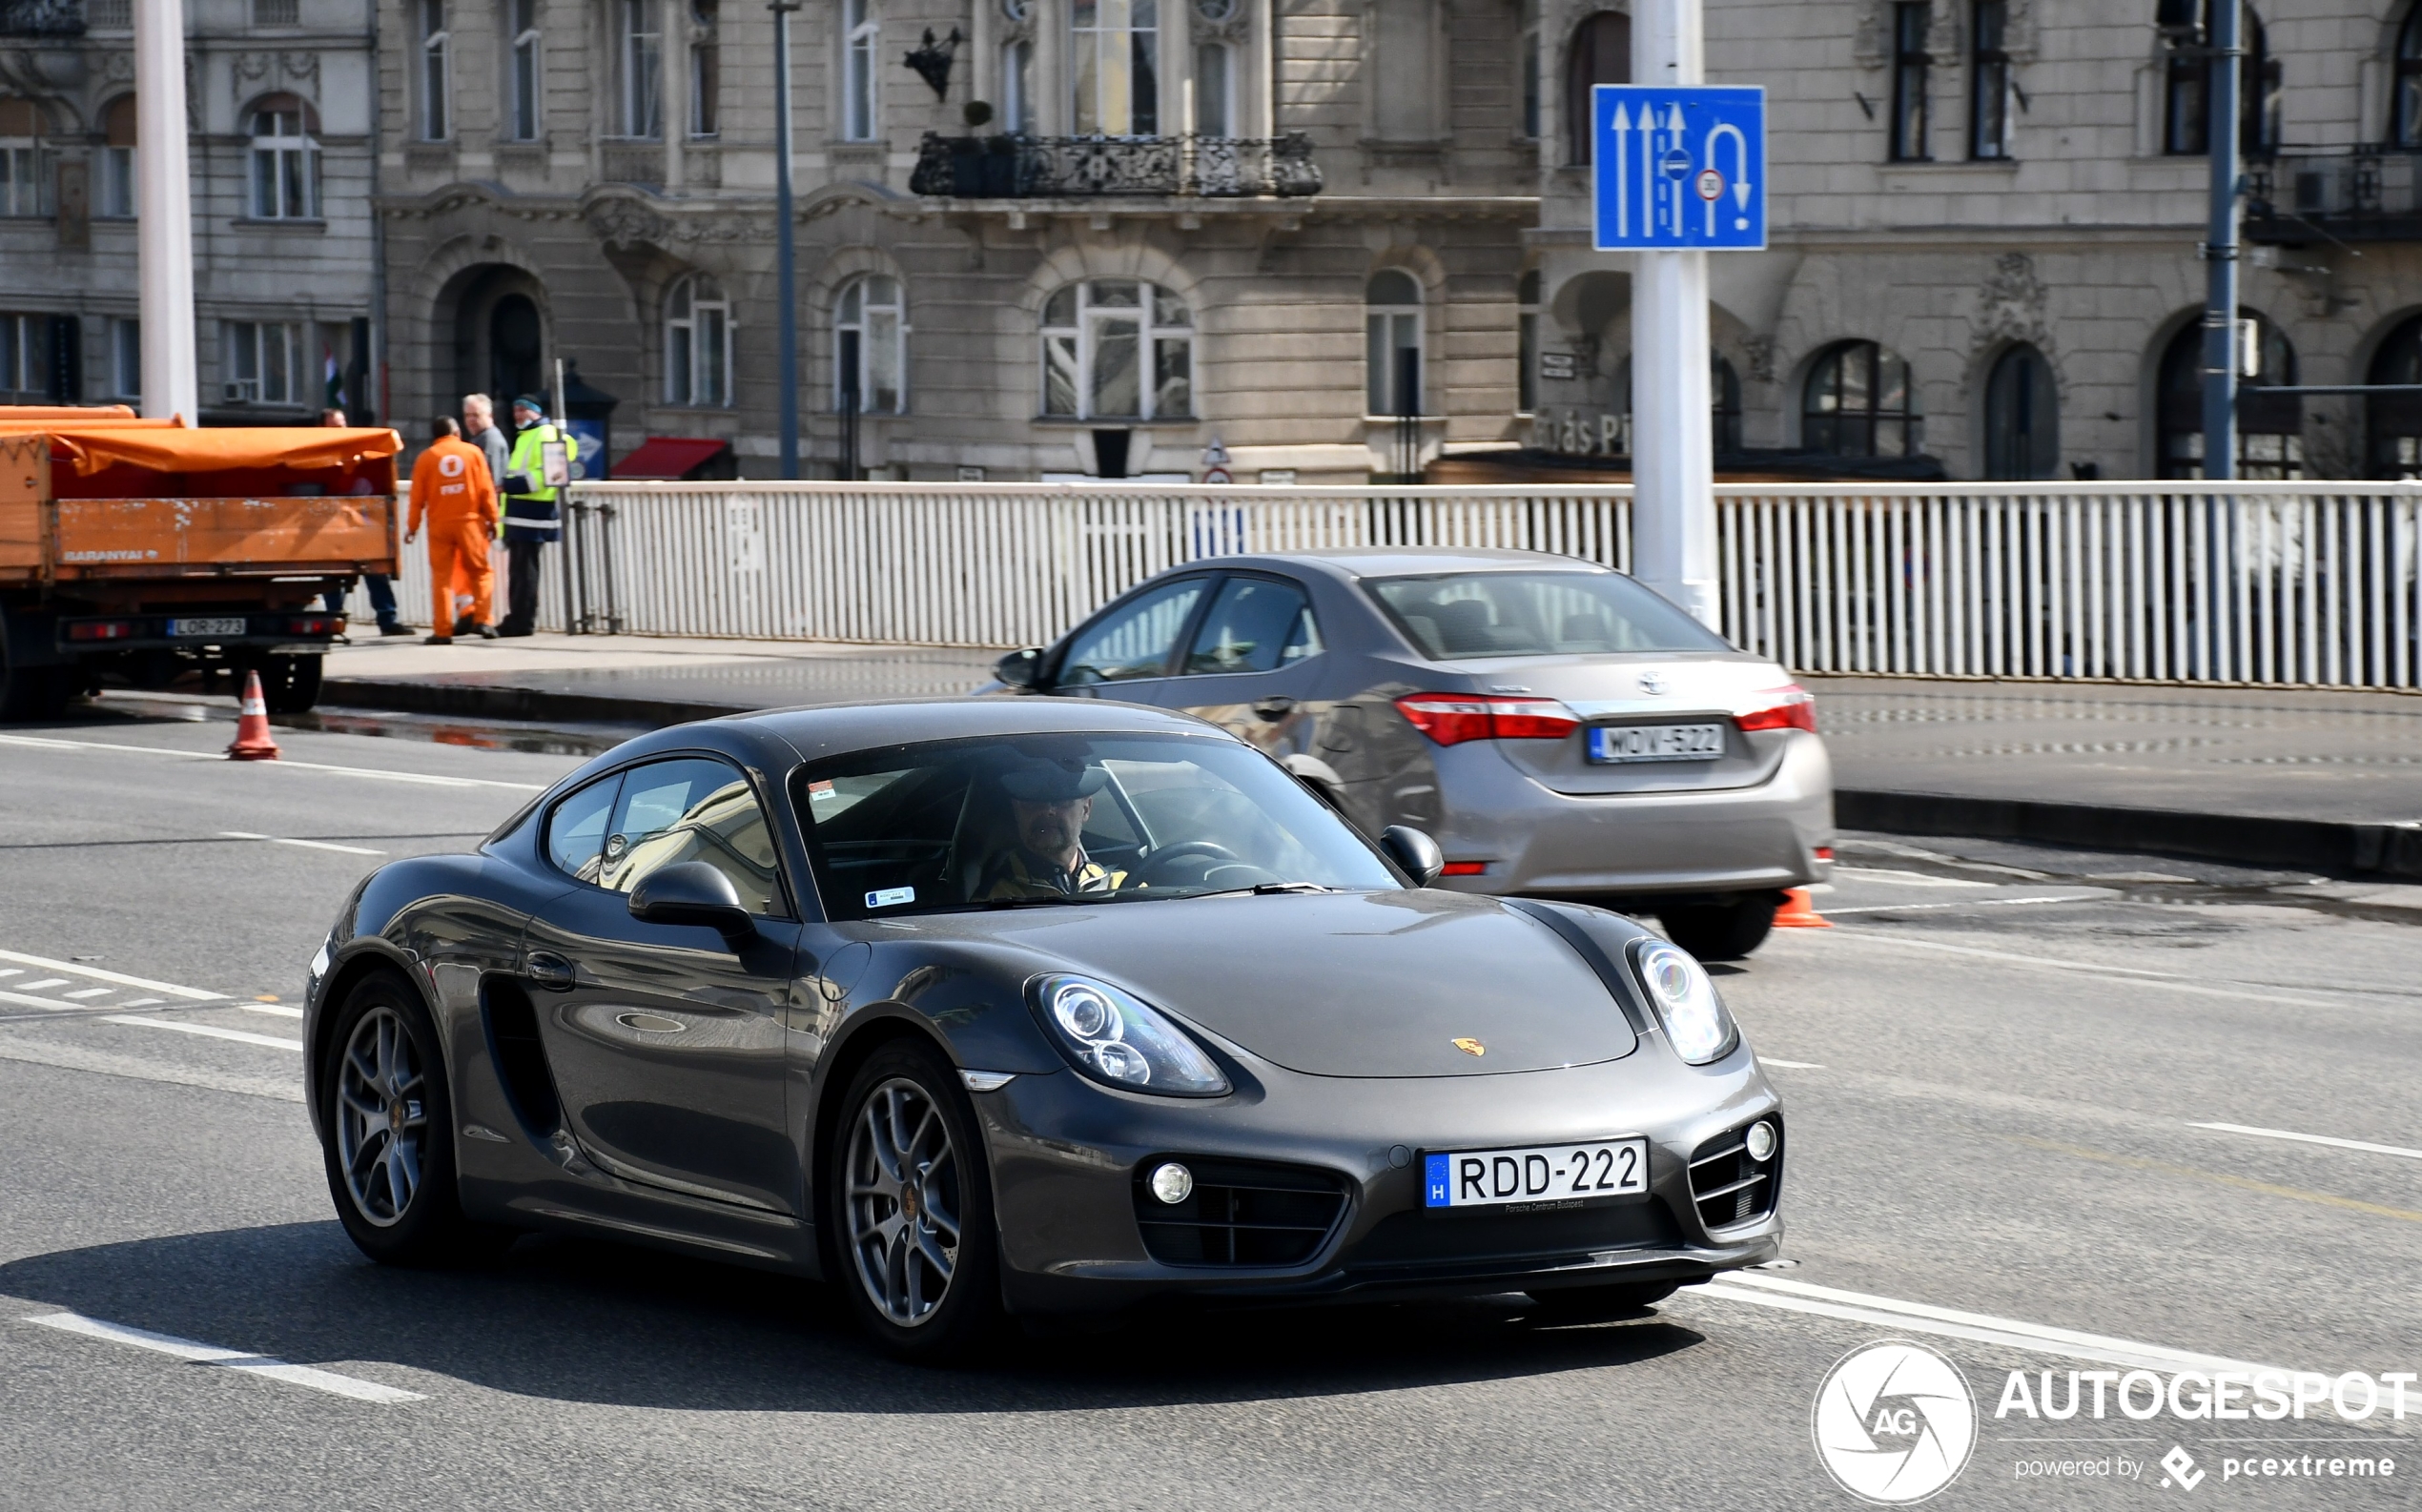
629 861 756 946
995 647 1044 691
1380 825 1445 888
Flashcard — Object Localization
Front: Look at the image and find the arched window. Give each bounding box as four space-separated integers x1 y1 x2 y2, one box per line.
417 0 450 140
505 0 542 140
1365 270 1421 418
664 273 731 407
1564 10 1629 164
1982 343 2059 480
835 276 905 415
1040 280 1192 420
1803 340 1922 458
2367 314 2422 477
0 98 52 219
1002 34 1037 133
1515 270 1541 415
1072 0 1157 136
689 0 719 135
2156 311 2299 478
247 96 320 219
99 95 136 218
613 0 664 140
843 0 879 139
2398 7 2422 148
2164 3 2277 156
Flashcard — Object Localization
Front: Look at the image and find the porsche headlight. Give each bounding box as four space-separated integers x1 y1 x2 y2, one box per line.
1631 940 1740 1066
1031 974 1230 1097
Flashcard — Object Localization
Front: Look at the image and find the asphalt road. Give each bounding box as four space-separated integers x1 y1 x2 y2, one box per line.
1 705 2415 1511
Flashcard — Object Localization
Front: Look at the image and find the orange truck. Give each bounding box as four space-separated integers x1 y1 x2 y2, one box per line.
0 407 402 719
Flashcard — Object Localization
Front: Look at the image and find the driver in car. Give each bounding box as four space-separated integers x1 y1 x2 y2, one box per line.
977 757 1131 899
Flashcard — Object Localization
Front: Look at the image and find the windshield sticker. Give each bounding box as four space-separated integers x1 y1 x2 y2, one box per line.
866 886 916 909
808 780 838 801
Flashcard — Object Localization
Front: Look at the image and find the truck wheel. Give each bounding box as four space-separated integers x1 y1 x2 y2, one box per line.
261 654 323 715
1657 893 1780 963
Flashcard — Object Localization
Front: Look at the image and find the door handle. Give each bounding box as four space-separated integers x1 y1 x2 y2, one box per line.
1252 696 1298 722
525 950 576 989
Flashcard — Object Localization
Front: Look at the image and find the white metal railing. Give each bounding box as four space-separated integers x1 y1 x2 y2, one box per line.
360 480 2422 691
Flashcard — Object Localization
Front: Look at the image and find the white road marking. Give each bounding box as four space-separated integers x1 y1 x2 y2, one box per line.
0 949 224 1001
119 997 162 1008
1821 930 2366 1011
240 1004 306 1020
1758 1057 1825 1069
0 732 544 790
2189 1121 2422 1163
0 968 18 977
101 1015 303 1052
61 987 113 1000
0 990 82 1011
17 979 68 991
1832 866 1995 888
0 1031 300 1103
220 830 388 856
1825 894 2102 916
1697 1273 2289 1379
24 1312 422 1404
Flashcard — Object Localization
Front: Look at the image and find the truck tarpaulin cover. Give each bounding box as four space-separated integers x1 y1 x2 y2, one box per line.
0 424 404 479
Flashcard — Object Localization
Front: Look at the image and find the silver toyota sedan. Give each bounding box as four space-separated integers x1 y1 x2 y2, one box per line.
986 548 1834 959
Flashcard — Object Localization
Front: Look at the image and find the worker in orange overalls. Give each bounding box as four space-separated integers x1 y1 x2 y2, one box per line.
405 416 501 644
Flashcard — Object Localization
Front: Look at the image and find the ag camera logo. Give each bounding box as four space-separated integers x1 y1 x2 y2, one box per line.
1813 1341 1978 1503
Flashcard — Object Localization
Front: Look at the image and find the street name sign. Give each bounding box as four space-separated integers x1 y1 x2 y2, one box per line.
1592 85 1766 251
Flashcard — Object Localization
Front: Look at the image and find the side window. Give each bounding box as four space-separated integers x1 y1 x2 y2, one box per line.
1056 577 1207 685
545 771 624 876
595 757 787 916
1184 576 1322 676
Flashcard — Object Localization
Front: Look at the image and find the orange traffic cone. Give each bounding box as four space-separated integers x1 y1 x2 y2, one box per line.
226 669 281 761
1774 887 1831 929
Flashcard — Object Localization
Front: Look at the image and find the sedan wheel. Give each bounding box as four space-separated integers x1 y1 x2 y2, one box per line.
338 1005 428 1225
1657 893 1779 962
831 1042 1000 1359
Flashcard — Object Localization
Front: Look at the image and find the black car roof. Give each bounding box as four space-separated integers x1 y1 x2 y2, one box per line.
740 696 1218 763
1179 547 1619 582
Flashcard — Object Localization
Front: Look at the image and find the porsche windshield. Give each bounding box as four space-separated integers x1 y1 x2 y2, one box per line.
791 733 1400 920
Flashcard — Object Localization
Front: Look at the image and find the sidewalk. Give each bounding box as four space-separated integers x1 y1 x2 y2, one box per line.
316 635 2422 878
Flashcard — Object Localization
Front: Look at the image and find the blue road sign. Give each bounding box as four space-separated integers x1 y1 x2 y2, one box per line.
1592 85 1766 251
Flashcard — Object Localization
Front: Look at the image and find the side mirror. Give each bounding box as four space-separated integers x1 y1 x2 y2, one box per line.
1380 825 1445 888
995 647 1043 691
629 861 756 946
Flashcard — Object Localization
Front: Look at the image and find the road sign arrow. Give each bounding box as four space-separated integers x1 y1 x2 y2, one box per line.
1610 101 1630 238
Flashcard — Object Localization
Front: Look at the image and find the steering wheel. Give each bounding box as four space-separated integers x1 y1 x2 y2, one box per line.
1138 840 1240 886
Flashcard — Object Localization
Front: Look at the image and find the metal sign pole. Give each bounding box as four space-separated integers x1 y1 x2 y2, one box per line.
771 0 802 480
2201 0 2243 481
1630 0 1718 627
133 0 198 422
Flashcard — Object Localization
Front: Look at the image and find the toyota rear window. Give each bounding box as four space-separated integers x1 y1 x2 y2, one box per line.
1367 571 1731 660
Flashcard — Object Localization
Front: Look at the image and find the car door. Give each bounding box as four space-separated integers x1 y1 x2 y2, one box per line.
1044 573 1215 705
1160 573 1332 761
524 755 804 1216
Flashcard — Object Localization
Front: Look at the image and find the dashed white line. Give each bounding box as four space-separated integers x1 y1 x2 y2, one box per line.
2189 1121 2422 1163
0 949 224 1001
100 1016 303 1052
0 732 544 790
240 1004 307 1020
220 831 388 856
61 987 113 1000
0 968 19 977
0 990 82 1011
17 979 68 991
24 1312 422 1404
1821 930 2364 1011
1758 1057 1825 1070
1823 894 2102 916
1833 866 1995 889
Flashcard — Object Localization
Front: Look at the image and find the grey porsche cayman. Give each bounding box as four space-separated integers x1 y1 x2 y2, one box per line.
304 698 1784 1358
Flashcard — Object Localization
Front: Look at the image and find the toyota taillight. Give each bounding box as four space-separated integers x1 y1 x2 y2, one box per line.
1734 684 1817 734
1393 695 1582 746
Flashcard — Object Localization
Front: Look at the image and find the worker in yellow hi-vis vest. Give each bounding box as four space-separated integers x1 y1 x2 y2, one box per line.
496 395 565 638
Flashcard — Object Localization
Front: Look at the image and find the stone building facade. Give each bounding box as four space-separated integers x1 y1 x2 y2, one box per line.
0 0 380 422
373 0 2422 481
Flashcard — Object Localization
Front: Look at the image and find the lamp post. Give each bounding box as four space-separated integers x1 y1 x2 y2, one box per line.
133 0 197 422
2200 0 2243 481
770 0 802 479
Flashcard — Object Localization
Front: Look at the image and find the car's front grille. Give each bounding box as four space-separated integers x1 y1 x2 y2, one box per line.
1689 1119 1781 1232
1133 1157 1349 1268
1346 1199 1680 1274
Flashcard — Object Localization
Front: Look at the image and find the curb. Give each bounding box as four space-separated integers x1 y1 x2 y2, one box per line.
319 678 756 729
1837 788 2422 881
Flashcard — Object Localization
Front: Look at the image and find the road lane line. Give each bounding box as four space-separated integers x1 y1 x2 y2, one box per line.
100 1015 303 1052
220 831 388 856
0 1031 301 1102
61 988 113 999
119 997 162 1008
0 991 82 1011
1759 1057 1825 1069
1699 1273 2287 1378
0 950 224 1001
0 968 19 977
0 732 544 789
17 979 68 991
2008 1134 2422 1225
1832 866 1995 888
1820 930 2369 1011
2188 1121 2422 1162
240 1004 307 1020
1823 894 2101 916
23 1313 422 1404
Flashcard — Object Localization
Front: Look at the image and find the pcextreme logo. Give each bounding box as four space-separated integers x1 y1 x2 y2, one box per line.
1812 1341 1978 1504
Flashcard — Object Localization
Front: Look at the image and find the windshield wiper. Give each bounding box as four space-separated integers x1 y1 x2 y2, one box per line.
1183 881 1342 899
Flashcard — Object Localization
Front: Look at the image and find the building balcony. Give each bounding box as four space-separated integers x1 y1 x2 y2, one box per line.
2245 147 2422 244
0 0 84 35
909 133 1322 200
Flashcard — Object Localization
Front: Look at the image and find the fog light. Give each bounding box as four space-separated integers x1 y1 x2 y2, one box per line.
1149 1161 1194 1205
1744 1121 1777 1163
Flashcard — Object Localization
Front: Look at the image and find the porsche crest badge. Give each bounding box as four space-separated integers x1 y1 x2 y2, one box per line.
1452 1037 1486 1057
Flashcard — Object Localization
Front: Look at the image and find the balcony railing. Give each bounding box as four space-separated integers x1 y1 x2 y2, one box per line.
0 0 84 34
910 133 1322 199
2246 146 2422 241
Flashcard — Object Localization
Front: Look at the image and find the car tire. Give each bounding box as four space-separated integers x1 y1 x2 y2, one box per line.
1657 893 1779 962
1525 1279 1679 1319
318 969 509 1267
827 1039 1003 1362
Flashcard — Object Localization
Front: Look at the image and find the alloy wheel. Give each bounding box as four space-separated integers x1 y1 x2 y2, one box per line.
336 1006 428 1227
845 1076 963 1327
